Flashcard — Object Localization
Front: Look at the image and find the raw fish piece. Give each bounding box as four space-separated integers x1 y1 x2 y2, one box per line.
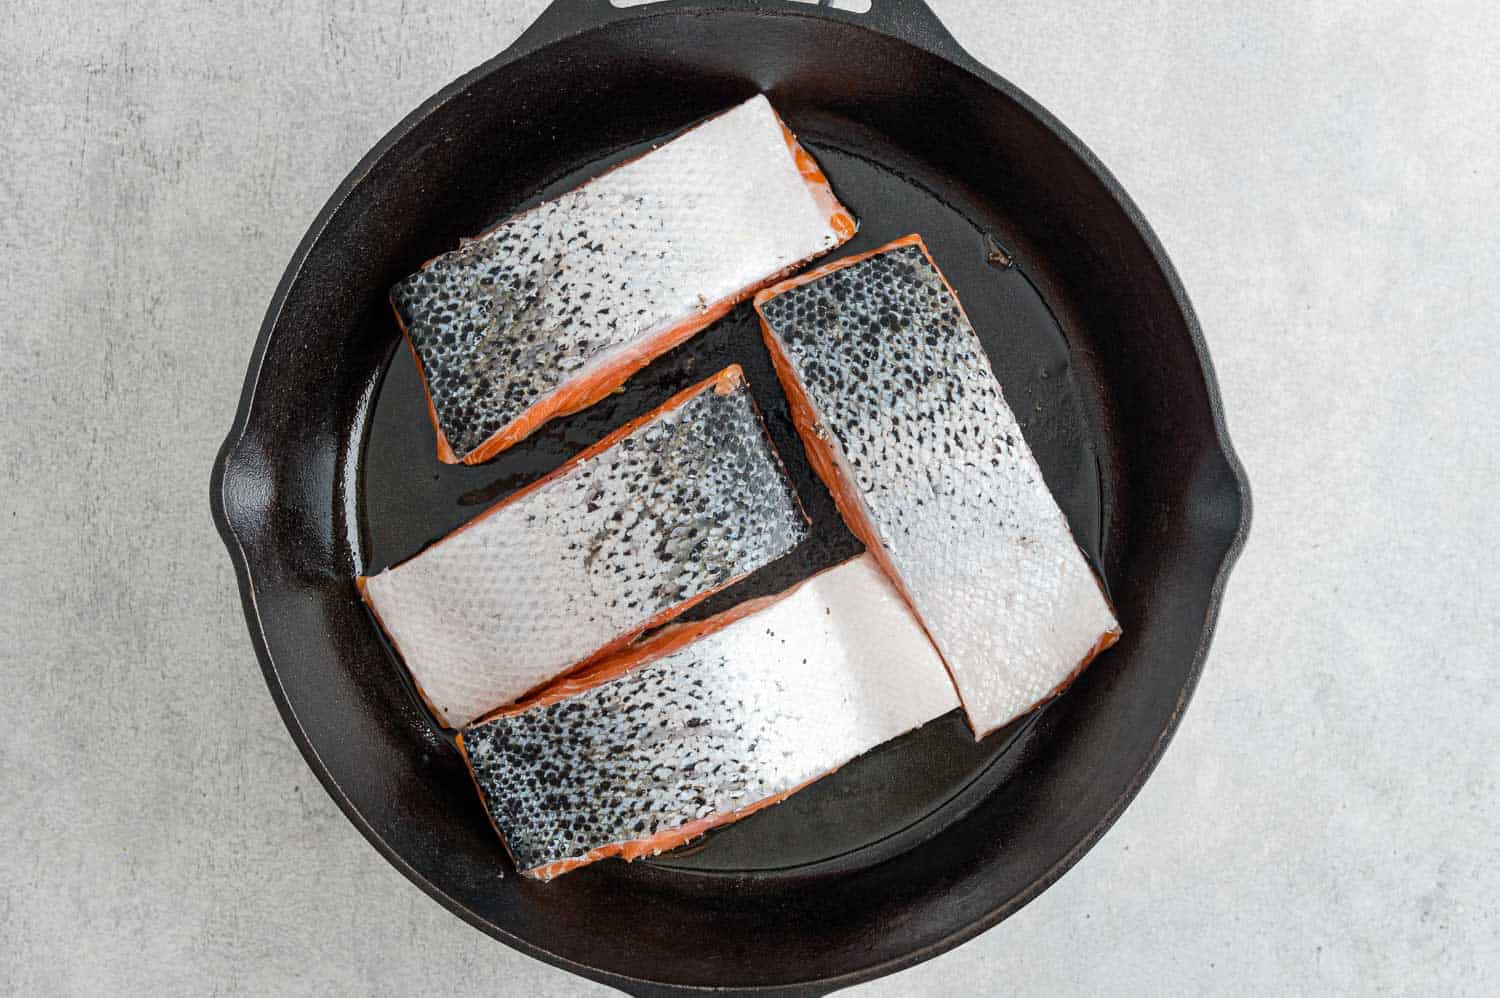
391 95 856 464
460 555 958 879
755 235 1119 738
359 366 808 728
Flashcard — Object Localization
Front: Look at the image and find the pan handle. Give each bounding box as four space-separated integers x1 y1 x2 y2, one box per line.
509 0 979 70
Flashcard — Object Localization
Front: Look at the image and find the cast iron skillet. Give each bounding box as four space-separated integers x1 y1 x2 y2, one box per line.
211 0 1251 992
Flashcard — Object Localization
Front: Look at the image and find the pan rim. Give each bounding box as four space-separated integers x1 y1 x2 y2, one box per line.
210 8 1252 993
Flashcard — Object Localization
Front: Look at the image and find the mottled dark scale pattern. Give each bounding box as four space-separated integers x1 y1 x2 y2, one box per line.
758 245 1040 513
758 243 1118 734
392 192 678 457
465 645 767 872
575 383 809 613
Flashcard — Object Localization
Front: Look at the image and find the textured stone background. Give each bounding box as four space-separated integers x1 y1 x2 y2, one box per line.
2 1 1496 994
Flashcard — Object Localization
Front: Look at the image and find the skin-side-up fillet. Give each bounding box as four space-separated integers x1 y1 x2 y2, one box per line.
358 366 809 729
390 94 857 465
754 235 1121 739
458 554 960 880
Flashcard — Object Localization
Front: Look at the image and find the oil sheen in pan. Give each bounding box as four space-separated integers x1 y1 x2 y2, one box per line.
357 132 1111 877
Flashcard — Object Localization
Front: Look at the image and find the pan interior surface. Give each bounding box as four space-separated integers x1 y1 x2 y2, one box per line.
360 130 1106 876
217 8 1247 992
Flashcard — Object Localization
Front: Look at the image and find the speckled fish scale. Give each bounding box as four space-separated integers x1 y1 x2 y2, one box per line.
359 367 808 729
755 235 1120 738
460 554 959 879
391 94 855 464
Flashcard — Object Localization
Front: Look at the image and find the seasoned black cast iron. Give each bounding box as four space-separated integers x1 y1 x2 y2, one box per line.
210 0 1251 993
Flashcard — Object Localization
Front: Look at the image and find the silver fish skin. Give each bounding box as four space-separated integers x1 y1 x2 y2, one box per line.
391 94 856 464
460 554 959 879
359 366 809 729
755 235 1120 738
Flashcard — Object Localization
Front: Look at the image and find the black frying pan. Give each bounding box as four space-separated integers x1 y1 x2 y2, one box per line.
210 1 1251 993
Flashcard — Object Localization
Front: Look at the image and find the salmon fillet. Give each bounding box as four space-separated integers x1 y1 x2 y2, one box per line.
458 554 959 880
754 235 1121 739
358 366 809 729
390 94 857 465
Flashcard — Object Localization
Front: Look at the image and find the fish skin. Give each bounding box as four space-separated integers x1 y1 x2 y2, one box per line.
359 366 809 729
755 235 1120 738
391 94 855 463
460 554 959 879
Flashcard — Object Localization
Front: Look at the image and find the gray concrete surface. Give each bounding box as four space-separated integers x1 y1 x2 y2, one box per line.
2 0 1496 994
